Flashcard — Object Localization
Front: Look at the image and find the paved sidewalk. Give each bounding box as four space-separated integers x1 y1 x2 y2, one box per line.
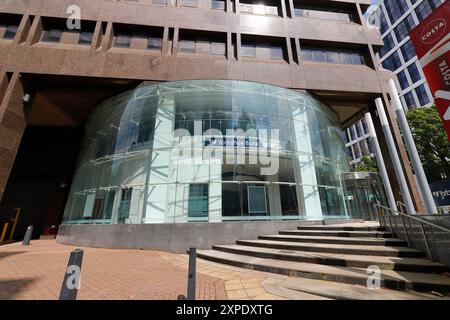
0 240 292 300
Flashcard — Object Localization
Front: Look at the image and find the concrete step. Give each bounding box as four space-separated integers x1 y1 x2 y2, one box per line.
274 277 450 300
212 244 447 273
297 226 386 232
197 250 450 293
280 230 393 238
259 234 408 247
236 239 423 257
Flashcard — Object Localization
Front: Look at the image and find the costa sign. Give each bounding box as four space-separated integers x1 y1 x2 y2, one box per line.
421 18 446 44
409 1 450 141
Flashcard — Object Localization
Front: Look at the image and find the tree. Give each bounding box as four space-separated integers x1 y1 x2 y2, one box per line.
406 105 450 183
354 156 378 173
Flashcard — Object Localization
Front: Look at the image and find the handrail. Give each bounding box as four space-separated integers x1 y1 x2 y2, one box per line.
396 200 421 215
374 203 450 261
375 203 450 233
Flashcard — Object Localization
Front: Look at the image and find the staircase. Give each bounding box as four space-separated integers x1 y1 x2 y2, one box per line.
197 223 450 299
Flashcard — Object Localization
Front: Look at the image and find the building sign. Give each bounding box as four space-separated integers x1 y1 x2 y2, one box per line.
430 178 450 207
409 1 450 140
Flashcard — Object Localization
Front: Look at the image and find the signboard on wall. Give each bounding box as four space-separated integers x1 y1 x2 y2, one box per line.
429 178 450 207
409 1 450 140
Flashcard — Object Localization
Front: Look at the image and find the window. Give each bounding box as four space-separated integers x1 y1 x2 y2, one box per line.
114 34 132 48
416 84 431 106
400 40 416 62
148 37 163 50
403 91 417 110
293 5 353 22
381 51 402 71
78 31 93 45
302 47 365 66
211 0 226 10
384 0 409 24
118 188 132 223
408 62 421 83
394 14 415 43
211 41 226 55
397 70 410 90
239 2 279 16
41 29 63 43
415 0 443 23
270 46 283 60
2 25 18 39
153 0 168 5
188 184 209 218
378 33 396 58
241 43 256 57
182 0 199 7
247 186 267 214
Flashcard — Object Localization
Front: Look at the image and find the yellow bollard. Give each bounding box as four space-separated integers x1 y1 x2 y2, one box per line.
0 223 8 244
8 207 21 241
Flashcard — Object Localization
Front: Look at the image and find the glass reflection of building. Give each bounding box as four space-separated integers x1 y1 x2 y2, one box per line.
63 80 351 225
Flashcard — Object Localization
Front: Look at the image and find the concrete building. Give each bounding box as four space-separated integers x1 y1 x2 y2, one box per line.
344 0 445 167
0 0 425 249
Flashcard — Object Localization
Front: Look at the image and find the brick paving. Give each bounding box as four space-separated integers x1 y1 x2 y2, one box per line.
0 240 227 300
0 240 287 300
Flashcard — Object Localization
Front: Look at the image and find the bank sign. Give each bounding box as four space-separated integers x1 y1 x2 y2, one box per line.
409 1 450 140
430 178 450 207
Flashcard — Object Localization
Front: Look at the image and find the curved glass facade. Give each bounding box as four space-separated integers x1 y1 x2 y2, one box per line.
63 80 351 224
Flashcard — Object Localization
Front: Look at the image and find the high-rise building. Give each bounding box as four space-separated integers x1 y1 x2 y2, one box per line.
345 0 445 167
0 0 423 249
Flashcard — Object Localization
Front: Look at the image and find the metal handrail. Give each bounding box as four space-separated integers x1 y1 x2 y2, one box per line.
374 203 450 260
375 203 450 233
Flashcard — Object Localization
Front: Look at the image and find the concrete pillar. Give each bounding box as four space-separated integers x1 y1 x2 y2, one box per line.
0 73 26 201
101 22 114 51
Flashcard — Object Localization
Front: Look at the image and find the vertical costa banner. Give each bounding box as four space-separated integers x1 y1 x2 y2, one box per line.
409 0 450 140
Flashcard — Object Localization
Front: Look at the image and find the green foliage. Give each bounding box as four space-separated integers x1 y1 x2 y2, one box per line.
354 156 378 173
406 105 450 183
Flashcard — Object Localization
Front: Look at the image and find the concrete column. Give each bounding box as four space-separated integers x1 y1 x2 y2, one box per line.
101 22 114 51
172 28 179 56
0 73 26 201
365 112 397 211
26 16 42 46
162 27 170 56
14 15 32 45
280 0 287 18
91 21 103 50
375 98 416 215
285 37 294 64
236 33 242 61
388 79 437 214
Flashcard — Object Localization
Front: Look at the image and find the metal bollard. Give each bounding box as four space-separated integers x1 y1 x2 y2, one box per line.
187 247 196 300
22 226 33 245
59 249 84 300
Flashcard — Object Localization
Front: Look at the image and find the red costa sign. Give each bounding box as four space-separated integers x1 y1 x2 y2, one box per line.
409 0 450 140
421 18 446 44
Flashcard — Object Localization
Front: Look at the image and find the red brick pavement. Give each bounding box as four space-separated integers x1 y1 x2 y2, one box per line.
0 240 227 300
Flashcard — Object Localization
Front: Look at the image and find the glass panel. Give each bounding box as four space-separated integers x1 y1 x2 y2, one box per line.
118 188 132 223
248 186 267 214
63 80 351 224
188 184 209 218
42 29 63 43
79 32 93 45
